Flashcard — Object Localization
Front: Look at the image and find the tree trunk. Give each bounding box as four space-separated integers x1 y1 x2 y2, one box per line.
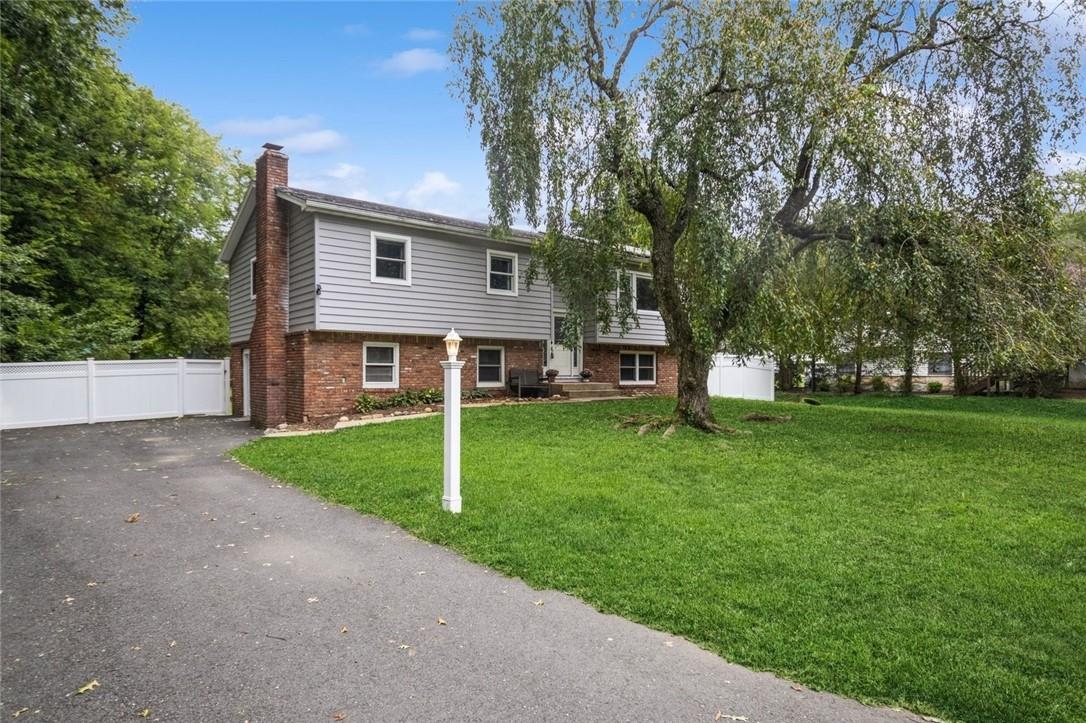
779 356 795 390
809 355 818 392
952 348 966 396
901 334 915 396
674 343 715 429
644 215 718 430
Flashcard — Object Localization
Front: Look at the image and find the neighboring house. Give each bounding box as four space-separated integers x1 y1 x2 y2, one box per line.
221 144 675 427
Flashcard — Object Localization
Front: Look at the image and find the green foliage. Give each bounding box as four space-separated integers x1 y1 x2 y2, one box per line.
353 393 383 414
870 375 888 392
462 388 493 401
237 395 1086 723
927 381 944 394
834 376 853 394
452 1 1084 423
385 388 444 409
0 0 249 362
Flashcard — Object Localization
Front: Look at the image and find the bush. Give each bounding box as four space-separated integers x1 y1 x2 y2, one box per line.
927 381 943 394
463 388 493 401
384 387 443 408
870 375 888 392
835 376 853 394
816 377 832 392
354 393 383 414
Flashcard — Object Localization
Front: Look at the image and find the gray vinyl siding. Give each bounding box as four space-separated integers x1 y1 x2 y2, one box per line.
314 214 551 339
227 215 257 344
288 208 316 332
583 271 668 346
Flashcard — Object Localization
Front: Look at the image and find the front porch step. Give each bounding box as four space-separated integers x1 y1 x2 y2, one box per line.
549 381 616 394
562 388 625 399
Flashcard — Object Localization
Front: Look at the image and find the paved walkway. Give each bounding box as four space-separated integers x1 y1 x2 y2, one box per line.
1 418 924 722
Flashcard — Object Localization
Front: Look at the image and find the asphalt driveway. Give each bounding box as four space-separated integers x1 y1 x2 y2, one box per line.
1 417 924 722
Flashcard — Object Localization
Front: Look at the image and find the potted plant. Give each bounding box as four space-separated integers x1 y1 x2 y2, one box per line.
579 368 593 381
544 368 559 381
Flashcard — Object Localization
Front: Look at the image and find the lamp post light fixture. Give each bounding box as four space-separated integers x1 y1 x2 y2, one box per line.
440 328 465 513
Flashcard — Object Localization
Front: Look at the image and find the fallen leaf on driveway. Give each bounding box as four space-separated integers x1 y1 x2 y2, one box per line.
340 626 349 634
169 640 176 648
332 713 346 721
714 713 747 722
138 709 151 718
532 599 544 606
791 685 803 691
126 512 140 523
86 581 98 587
437 618 447 626
12 707 29 718
75 679 100 695
664 641 674 647
307 597 319 604
399 644 410 650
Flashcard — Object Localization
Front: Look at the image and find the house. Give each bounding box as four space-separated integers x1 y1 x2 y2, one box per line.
221 144 676 427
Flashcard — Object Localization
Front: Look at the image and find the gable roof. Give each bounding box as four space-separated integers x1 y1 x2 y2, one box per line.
219 185 649 263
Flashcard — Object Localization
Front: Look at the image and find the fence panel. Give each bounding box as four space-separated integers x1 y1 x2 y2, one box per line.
708 355 776 401
1 358 229 430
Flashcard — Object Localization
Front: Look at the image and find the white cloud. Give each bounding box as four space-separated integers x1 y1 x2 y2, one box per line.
293 163 372 200
404 27 442 41
279 129 348 155
403 171 462 206
1046 149 1086 176
343 23 369 36
215 114 321 136
376 48 447 76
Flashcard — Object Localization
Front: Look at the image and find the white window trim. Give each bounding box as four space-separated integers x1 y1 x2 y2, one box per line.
476 345 505 388
619 350 657 386
249 257 257 300
370 231 412 286
486 249 519 296
630 271 659 314
362 341 400 389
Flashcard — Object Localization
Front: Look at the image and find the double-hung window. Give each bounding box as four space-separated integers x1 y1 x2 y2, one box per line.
619 351 656 385
486 249 518 296
370 232 411 285
630 272 657 312
476 346 505 387
363 342 399 389
249 257 257 299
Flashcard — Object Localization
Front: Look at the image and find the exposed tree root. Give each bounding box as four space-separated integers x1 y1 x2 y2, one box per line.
614 414 739 436
742 412 793 423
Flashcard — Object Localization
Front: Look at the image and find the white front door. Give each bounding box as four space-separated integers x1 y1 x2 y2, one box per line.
242 349 251 417
549 315 581 377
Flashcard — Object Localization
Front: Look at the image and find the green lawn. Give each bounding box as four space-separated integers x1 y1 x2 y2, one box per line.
234 395 1086 722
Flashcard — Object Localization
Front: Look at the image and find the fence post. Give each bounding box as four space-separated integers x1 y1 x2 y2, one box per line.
177 357 186 417
86 357 96 424
223 358 231 415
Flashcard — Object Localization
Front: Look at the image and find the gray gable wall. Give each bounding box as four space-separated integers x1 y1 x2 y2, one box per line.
227 215 257 344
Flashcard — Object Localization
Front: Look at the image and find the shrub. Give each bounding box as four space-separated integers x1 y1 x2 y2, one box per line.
870 375 888 392
835 376 853 393
815 377 832 392
463 388 493 400
354 393 383 414
927 381 943 394
383 387 443 408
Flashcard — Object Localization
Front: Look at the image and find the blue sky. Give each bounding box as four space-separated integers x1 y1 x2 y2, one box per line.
116 2 492 220
115 2 1083 225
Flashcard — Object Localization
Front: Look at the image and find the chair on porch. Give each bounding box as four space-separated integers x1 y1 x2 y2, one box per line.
508 368 548 398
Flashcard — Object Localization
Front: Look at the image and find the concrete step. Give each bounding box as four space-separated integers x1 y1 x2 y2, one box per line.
562 388 625 399
549 381 616 393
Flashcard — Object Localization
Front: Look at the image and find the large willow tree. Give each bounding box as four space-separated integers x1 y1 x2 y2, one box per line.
452 0 1083 429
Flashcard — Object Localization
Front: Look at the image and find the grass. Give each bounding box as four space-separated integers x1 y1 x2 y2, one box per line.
234 394 1086 722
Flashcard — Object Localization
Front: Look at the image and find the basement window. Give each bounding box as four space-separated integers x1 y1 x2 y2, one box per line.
477 346 505 387
619 351 656 385
363 342 399 389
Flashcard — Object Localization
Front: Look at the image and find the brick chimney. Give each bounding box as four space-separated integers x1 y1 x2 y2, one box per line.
249 143 289 428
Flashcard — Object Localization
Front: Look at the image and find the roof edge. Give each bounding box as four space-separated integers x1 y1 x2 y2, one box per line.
218 185 256 263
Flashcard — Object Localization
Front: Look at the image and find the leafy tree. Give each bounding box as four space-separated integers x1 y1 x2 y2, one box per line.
452 0 1083 428
0 0 248 362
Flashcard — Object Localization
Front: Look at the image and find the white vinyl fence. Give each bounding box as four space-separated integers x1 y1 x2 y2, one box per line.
1 358 230 430
708 355 776 401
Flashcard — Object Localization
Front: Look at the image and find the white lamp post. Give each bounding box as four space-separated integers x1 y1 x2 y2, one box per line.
441 328 464 513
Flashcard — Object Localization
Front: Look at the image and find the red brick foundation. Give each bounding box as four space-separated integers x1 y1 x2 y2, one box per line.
229 343 246 416
282 331 548 422
582 343 677 396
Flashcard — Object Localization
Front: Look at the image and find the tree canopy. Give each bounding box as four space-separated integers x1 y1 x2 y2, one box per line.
453 0 1084 425
1 0 248 362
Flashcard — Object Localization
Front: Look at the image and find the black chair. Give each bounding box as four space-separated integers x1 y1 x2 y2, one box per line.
508 368 547 398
